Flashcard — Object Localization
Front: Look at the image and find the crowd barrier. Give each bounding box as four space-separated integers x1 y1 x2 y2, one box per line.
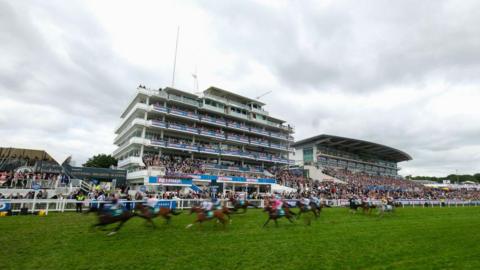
1 198 479 215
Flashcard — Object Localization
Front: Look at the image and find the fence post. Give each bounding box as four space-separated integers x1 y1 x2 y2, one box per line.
32 196 37 214
46 201 50 215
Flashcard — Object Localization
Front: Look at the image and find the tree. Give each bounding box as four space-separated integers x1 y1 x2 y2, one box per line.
83 154 117 168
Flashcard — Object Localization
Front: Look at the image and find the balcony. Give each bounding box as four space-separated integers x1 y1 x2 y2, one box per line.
250 140 270 148
198 130 225 140
226 134 249 144
169 108 200 120
201 104 225 114
152 104 168 114
226 121 250 132
168 94 200 107
229 110 249 120
117 156 143 168
250 127 270 136
168 123 199 135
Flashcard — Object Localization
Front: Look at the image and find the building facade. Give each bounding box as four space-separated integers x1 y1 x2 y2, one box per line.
113 85 294 192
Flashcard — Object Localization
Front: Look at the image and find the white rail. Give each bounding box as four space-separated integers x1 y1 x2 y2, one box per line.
1 199 479 215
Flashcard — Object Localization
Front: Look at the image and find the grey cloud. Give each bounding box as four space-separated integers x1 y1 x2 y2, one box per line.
201 0 480 93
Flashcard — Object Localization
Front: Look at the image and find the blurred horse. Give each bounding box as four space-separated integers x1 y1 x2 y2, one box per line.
135 203 181 224
186 205 229 229
92 206 154 236
263 203 296 227
229 198 257 213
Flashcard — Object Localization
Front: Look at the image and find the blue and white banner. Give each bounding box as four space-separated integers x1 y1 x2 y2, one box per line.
0 201 11 211
148 176 192 186
154 200 177 209
187 174 276 185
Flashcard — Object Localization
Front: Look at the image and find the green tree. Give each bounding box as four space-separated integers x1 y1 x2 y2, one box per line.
83 154 117 168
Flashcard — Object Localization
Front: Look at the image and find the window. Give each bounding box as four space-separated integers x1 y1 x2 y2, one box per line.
303 148 313 163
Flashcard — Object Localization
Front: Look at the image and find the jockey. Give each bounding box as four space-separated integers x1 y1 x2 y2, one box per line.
363 195 372 207
272 195 284 215
147 195 158 213
212 197 222 210
381 196 388 205
200 199 214 217
301 196 311 210
109 194 124 216
310 195 321 207
238 192 246 205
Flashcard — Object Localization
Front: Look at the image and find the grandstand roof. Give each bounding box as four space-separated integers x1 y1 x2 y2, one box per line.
292 134 412 162
203 86 266 106
0 147 58 164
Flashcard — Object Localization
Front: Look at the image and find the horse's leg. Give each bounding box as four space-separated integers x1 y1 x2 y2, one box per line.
108 220 126 236
165 215 171 224
274 218 279 227
91 222 104 231
263 217 271 227
139 214 156 228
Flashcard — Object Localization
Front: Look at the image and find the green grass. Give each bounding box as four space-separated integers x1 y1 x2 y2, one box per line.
1 207 479 270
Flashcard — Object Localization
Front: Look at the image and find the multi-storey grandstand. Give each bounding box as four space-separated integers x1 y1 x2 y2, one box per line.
293 134 411 178
113 85 295 195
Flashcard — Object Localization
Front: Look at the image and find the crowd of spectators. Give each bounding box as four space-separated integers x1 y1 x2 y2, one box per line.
142 154 267 178
271 167 480 201
0 171 67 189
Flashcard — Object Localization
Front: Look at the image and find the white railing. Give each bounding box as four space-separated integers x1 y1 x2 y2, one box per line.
1 199 479 216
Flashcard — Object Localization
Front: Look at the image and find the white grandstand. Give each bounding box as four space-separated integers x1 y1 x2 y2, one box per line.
113 85 295 194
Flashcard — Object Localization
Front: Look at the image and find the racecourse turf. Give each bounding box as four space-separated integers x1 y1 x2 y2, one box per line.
0 207 479 270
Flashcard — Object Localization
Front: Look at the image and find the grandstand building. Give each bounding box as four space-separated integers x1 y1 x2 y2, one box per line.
292 135 412 180
113 85 294 193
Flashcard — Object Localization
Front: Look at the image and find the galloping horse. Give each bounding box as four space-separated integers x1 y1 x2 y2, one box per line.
135 203 181 224
92 206 154 236
186 205 229 229
348 199 376 214
348 198 363 213
311 201 330 217
263 202 296 227
295 201 319 225
378 201 395 216
360 202 377 214
296 201 319 219
229 197 257 213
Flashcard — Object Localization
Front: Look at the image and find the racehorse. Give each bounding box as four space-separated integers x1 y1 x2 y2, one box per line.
348 198 363 213
378 202 395 217
360 202 377 214
91 207 155 236
295 201 319 225
296 201 319 219
263 203 296 227
186 205 229 229
348 199 376 214
134 203 181 224
229 197 257 213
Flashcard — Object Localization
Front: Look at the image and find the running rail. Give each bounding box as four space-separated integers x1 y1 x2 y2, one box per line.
0 199 479 215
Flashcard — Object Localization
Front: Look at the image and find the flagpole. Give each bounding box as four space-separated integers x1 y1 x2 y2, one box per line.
171 26 180 87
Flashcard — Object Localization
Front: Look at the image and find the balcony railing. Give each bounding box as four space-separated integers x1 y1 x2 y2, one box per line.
145 105 292 141
150 121 290 151
146 140 290 164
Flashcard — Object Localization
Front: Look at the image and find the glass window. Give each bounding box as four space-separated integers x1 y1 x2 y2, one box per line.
303 148 313 163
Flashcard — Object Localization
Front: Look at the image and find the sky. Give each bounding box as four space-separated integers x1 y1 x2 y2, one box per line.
1 0 479 176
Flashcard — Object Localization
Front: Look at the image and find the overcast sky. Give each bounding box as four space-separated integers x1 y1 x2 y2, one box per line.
1 0 479 176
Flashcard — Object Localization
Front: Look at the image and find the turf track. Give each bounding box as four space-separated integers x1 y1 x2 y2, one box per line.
0 207 479 270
